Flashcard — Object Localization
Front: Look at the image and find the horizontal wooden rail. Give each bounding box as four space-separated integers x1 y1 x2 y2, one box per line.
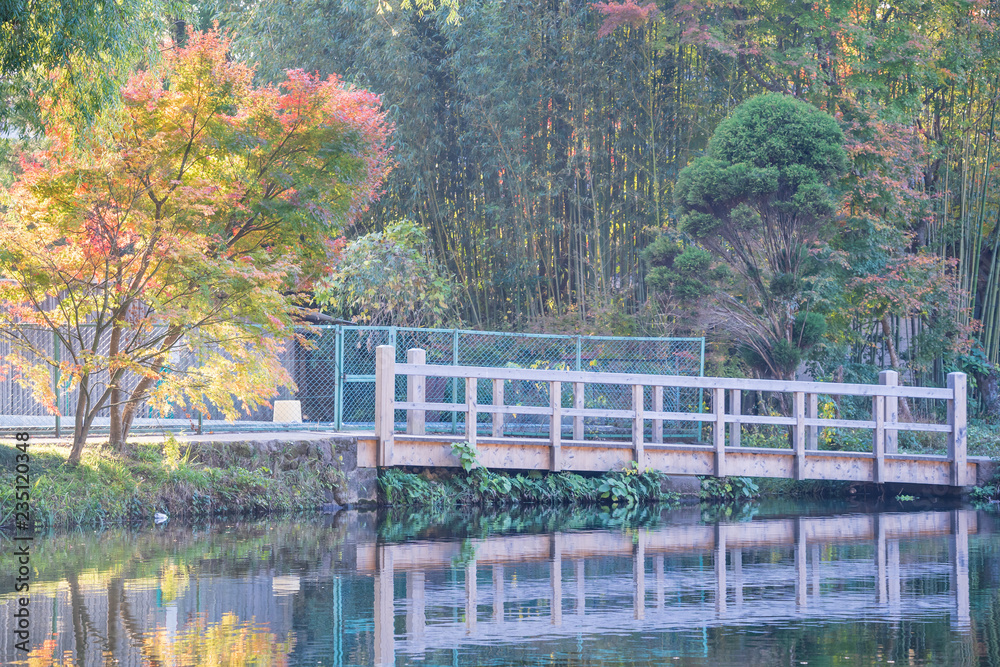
375 346 971 486
394 362 953 399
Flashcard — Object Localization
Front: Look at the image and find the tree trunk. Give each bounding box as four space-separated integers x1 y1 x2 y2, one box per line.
114 328 184 443
68 377 91 465
881 314 915 423
108 324 123 448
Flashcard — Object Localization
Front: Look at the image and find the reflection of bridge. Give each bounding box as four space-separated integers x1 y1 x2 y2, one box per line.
368 346 995 488
365 510 978 666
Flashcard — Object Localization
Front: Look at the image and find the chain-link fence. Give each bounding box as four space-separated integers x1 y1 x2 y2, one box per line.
1 326 704 437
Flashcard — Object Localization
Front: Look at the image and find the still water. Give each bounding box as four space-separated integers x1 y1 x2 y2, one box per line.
1 501 999 666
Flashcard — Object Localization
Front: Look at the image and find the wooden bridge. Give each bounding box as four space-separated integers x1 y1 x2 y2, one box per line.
371 345 992 487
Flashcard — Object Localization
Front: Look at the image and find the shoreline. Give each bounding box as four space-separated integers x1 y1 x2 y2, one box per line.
1 432 995 529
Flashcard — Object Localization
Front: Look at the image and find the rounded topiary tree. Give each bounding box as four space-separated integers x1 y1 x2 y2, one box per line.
673 93 847 379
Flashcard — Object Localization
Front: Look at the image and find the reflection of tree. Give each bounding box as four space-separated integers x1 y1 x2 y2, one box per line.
150 613 294 667
25 614 293 667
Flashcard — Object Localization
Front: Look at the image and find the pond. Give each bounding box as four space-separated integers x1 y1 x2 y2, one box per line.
1 500 998 666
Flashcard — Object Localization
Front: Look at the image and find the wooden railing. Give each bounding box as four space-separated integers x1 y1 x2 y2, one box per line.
374 345 970 486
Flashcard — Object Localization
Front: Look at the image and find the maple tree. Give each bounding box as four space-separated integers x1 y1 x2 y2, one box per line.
0 28 391 463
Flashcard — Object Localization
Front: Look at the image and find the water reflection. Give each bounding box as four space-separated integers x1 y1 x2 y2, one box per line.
0 505 997 666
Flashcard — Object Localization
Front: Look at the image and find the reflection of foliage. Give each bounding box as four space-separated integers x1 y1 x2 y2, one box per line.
151 613 294 667
378 503 668 543
159 560 190 605
971 462 1000 509
700 503 760 524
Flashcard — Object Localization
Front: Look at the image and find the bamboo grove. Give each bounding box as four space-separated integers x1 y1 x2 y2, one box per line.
220 1 1000 399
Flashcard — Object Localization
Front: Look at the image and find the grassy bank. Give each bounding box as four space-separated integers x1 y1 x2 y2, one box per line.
0 438 345 528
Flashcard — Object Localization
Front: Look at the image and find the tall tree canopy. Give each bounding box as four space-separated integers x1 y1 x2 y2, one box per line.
0 28 391 461
190 0 1000 409
0 0 181 130
674 93 847 379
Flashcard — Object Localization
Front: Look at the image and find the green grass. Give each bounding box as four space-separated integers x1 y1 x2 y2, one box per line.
0 439 345 529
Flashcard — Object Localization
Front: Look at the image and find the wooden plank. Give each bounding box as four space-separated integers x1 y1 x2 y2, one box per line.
628 410 714 422
551 381 562 472
794 391 806 480
406 348 426 436
713 387 725 477
395 401 466 412
393 364 952 399
466 377 478 459
492 378 505 438
948 373 968 486
633 384 644 469
874 395 885 483
652 385 663 444
729 389 741 448
374 345 395 467
573 382 584 442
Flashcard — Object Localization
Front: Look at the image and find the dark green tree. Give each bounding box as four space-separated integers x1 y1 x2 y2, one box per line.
674 93 847 379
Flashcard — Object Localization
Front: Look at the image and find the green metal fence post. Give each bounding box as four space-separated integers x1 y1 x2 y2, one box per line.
575 335 582 372
452 328 459 435
53 330 60 438
335 325 344 431
697 337 707 441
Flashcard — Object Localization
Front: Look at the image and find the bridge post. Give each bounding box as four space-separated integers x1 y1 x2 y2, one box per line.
374 345 395 467
652 385 664 444
492 379 505 437
729 389 741 447
632 384 645 469
713 387 726 476
406 348 425 436
948 372 968 486
873 394 886 483
806 393 818 450
880 370 899 453
574 382 585 441
794 392 806 480
551 381 563 471
466 377 478 461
